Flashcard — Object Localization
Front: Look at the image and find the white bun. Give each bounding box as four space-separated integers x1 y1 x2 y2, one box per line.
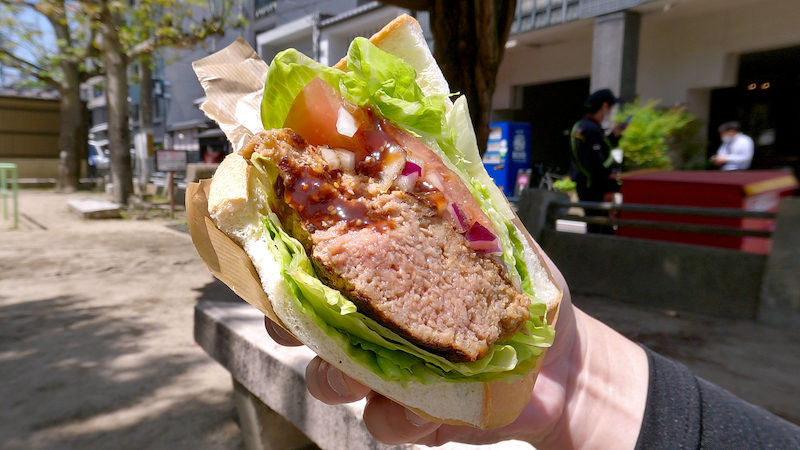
207 14 561 429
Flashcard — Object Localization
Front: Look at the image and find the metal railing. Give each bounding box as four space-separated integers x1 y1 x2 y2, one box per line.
511 0 657 34
547 200 777 238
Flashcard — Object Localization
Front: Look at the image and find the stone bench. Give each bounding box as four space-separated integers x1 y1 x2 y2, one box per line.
195 301 532 450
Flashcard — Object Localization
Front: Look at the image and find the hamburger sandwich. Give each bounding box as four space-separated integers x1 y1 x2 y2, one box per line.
189 14 561 429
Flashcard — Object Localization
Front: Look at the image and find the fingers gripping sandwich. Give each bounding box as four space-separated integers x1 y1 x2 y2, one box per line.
193 14 560 428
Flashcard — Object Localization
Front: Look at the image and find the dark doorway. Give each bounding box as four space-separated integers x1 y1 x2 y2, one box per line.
522 77 590 174
493 77 590 174
708 46 800 172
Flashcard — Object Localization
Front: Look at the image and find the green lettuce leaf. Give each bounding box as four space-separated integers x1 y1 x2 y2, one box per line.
258 38 555 383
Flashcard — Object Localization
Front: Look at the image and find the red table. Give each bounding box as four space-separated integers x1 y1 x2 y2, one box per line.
618 170 798 254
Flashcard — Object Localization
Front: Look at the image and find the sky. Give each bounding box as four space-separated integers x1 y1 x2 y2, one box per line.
1 4 57 87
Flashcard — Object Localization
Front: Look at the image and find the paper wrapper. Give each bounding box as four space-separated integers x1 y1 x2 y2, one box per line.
186 36 560 339
187 37 284 327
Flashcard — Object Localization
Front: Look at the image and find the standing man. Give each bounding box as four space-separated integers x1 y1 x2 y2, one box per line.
711 121 754 170
570 89 627 232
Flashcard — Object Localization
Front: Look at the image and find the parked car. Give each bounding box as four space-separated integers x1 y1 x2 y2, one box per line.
88 141 109 177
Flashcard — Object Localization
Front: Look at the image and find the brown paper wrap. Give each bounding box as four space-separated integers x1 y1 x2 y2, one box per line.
186 179 284 327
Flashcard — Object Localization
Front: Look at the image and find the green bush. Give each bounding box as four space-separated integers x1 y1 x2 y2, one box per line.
614 100 695 170
553 177 576 192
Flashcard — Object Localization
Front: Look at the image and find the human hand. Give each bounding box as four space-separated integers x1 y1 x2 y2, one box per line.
612 122 628 137
710 155 726 166
264 244 648 448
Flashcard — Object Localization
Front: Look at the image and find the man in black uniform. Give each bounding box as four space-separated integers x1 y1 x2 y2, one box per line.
570 89 626 233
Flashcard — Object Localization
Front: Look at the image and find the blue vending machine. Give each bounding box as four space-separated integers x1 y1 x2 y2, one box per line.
482 122 532 197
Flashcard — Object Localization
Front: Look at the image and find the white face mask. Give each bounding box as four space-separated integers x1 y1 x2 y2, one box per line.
601 105 619 131
722 135 734 143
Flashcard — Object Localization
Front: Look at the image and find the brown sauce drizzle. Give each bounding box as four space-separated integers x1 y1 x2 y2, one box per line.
278 123 395 232
280 96 418 234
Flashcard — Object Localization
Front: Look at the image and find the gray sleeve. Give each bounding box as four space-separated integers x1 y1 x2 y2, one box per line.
634 346 800 449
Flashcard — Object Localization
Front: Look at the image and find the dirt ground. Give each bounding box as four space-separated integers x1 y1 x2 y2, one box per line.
0 189 797 449
0 190 242 449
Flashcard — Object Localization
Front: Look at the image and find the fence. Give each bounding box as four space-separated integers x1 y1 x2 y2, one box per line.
546 200 777 239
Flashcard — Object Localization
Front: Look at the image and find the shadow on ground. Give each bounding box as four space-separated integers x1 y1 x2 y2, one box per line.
0 295 241 449
194 279 246 304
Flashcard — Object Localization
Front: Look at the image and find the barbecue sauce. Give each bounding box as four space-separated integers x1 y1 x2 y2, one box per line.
281 81 403 232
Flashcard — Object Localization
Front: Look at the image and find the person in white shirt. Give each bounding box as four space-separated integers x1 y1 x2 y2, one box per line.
711 121 754 170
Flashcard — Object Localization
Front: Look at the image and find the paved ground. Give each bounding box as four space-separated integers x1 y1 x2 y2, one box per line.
0 189 797 449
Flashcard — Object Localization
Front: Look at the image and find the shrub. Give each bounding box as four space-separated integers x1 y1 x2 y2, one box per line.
614 101 695 170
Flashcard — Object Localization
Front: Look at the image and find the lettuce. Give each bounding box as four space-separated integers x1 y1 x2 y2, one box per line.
258 38 554 383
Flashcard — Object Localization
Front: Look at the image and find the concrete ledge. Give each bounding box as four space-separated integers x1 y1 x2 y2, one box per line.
194 301 533 450
66 198 122 219
540 229 766 318
758 198 800 327
195 301 404 450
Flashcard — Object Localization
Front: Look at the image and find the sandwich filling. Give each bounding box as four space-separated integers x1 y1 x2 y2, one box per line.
239 36 553 382
242 77 530 360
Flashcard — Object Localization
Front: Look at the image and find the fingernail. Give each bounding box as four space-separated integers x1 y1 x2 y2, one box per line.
404 408 430 427
326 363 352 397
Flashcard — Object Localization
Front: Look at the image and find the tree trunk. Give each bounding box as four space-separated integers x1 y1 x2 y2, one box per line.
138 55 153 131
428 0 516 155
100 1 133 204
47 5 82 192
136 55 154 191
56 64 83 192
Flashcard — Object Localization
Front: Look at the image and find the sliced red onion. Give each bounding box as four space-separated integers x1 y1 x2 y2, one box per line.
393 173 418 192
336 149 355 172
402 160 422 177
320 148 340 170
336 106 358 137
465 221 503 254
469 239 503 255
451 203 469 230
427 171 445 191
445 203 465 233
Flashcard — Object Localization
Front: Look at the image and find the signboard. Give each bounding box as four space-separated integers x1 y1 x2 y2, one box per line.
155 150 187 172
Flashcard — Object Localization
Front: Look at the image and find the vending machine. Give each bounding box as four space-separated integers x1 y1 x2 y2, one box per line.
482 122 532 197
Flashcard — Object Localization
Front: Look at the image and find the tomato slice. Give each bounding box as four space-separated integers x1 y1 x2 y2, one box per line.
283 77 367 157
383 123 498 237
284 77 498 241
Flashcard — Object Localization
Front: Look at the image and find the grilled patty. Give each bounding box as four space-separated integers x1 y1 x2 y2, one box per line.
241 129 530 362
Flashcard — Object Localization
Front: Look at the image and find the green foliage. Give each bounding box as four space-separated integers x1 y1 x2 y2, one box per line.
0 0 97 90
614 100 695 170
111 0 246 58
553 177 576 192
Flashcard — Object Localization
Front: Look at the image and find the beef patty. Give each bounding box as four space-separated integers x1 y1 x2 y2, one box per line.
241 128 530 362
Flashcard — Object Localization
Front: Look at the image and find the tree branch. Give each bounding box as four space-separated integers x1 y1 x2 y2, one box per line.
0 49 61 89
127 25 225 59
0 0 41 10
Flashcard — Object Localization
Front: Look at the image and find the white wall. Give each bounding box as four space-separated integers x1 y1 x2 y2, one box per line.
493 29 593 110
637 0 800 106
319 7 409 66
494 0 800 115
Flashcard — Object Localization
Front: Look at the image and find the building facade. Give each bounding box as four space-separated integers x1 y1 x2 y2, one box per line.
88 0 800 177
163 0 367 164
495 0 800 172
